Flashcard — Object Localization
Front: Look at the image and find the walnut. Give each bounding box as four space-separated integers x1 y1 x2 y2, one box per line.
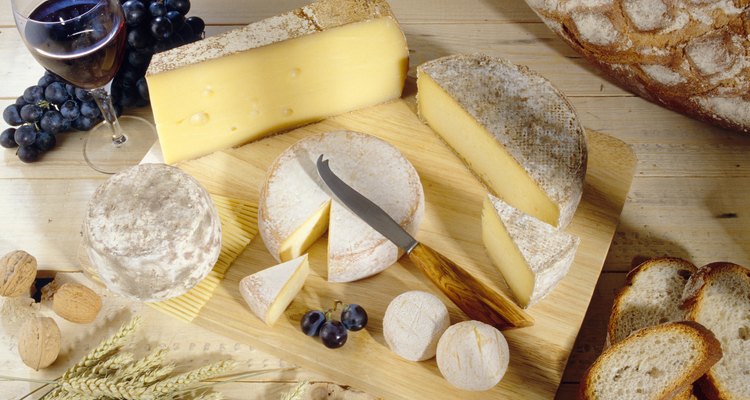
0 250 37 297
52 283 102 324
18 316 61 370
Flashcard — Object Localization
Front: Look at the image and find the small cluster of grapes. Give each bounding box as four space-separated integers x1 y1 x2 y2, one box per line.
115 0 205 108
1 73 104 162
301 302 368 349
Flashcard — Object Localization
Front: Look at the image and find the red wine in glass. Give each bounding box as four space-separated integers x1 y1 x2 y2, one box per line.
13 0 156 174
24 0 126 89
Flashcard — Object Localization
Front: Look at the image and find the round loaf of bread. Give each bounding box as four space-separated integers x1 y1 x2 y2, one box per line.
383 290 450 361
82 164 221 302
436 320 510 391
525 0 750 133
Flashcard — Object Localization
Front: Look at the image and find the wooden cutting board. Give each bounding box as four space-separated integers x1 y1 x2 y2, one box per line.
167 98 633 399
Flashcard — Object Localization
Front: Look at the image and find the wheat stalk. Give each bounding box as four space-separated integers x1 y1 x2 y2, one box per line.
63 316 141 379
116 347 167 380
89 352 135 376
135 363 176 385
61 374 149 400
281 381 309 400
147 360 238 395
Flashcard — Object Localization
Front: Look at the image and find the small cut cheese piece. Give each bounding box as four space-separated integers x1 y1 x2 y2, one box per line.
239 254 310 326
482 194 580 308
82 164 221 302
383 290 450 361
436 320 510 391
417 54 587 228
258 131 424 282
146 0 409 164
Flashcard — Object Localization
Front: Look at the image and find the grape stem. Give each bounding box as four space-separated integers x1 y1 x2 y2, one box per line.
324 300 344 321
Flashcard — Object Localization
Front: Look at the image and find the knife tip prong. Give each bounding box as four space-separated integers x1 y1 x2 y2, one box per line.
316 154 328 168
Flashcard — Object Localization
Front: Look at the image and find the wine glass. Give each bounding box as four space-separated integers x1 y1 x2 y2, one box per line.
12 0 156 174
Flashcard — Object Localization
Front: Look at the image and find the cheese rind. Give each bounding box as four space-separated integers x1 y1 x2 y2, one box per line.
436 320 510 391
417 54 587 228
82 164 221 302
482 194 580 308
383 290 450 361
239 254 310 326
258 131 424 283
146 0 409 164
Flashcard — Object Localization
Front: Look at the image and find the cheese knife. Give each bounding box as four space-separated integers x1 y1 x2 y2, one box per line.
316 155 534 330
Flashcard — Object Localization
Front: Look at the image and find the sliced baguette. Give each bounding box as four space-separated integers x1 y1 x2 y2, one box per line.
682 262 750 400
607 257 697 345
579 321 722 400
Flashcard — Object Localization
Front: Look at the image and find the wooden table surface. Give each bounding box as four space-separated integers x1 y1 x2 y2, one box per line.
1 1 749 399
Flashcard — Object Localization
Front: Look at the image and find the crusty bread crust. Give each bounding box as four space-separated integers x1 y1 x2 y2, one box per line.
681 262 750 400
578 321 723 400
525 1 750 134
607 257 697 346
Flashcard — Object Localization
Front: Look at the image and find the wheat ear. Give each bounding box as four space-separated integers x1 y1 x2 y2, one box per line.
61 374 149 400
147 360 238 395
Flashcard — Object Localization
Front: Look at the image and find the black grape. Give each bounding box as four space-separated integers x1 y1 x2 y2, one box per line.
3 105 24 126
0 128 17 148
14 125 37 147
17 145 41 163
45 82 69 104
35 131 56 152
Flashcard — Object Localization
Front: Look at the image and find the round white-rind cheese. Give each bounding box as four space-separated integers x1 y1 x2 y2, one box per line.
383 290 450 361
436 320 510 391
258 130 424 283
82 163 221 302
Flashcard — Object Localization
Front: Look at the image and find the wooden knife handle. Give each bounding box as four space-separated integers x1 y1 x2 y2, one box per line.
408 243 534 330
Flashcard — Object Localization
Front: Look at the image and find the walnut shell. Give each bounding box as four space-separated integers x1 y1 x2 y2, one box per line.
18 316 60 370
52 283 102 324
0 250 37 297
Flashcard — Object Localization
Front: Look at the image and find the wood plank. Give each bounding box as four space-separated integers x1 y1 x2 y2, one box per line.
0 0 542 27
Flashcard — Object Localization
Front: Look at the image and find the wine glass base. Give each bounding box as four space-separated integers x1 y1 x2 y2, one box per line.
83 116 157 174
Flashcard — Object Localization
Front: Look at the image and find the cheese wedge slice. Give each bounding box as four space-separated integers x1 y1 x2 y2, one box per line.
482 194 580 308
146 0 409 164
239 254 310 326
258 131 424 282
417 54 587 228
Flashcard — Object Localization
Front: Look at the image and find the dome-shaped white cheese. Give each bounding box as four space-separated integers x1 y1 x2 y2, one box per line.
383 290 450 361
436 320 510 391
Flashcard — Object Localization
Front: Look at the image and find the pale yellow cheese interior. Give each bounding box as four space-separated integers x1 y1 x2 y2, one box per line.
265 256 310 326
418 74 560 226
279 200 331 262
148 17 408 164
481 196 534 308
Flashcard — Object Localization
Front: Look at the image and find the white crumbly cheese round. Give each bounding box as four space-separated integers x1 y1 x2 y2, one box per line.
83 164 221 301
436 320 510 391
258 131 424 282
383 290 450 361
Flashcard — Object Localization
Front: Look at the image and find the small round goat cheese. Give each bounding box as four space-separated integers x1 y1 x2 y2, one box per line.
383 290 450 361
436 320 510 391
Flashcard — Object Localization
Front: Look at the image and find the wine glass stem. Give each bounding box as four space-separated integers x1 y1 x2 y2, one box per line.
90 86 127 146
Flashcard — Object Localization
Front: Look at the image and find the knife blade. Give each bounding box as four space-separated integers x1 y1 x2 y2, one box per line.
316 155 533 330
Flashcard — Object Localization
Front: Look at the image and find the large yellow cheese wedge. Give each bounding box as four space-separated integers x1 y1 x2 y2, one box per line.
146 0 409 164
482 194 580 308
417 55 587 228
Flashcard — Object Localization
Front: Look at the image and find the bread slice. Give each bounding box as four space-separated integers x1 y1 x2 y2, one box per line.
682 262 750 400
607 257 697 345
579 321 722 400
